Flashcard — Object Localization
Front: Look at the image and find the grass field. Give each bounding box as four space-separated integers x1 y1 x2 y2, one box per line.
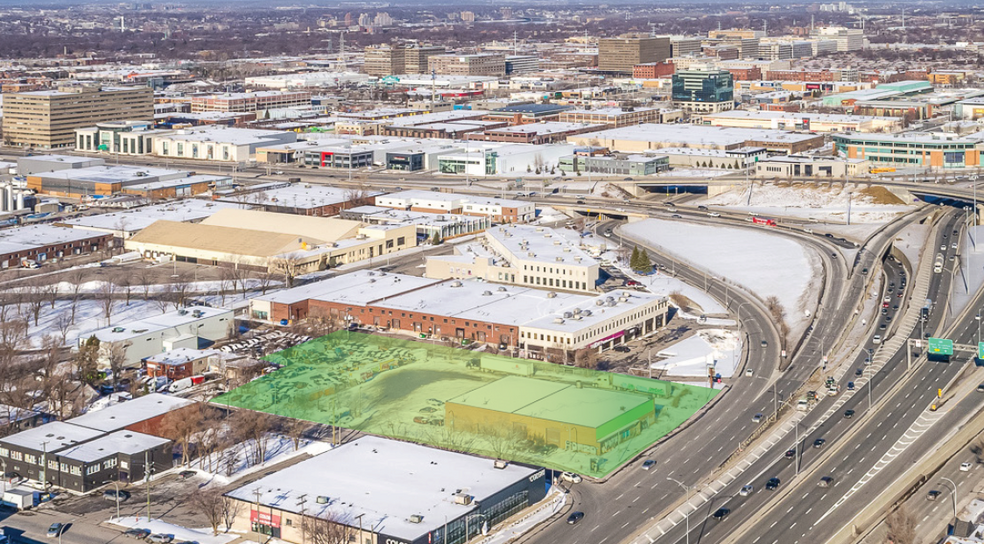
213 332 716 478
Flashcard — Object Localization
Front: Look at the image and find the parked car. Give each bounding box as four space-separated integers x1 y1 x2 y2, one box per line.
178 470 197 480
147 534 174 544
613 345 630 353
567 512 585 525
561 472 582 484
123 529 151 539
47 523 64 538
103 489 130 501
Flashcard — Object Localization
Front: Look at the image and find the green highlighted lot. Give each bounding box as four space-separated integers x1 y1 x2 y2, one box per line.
213 332 716 478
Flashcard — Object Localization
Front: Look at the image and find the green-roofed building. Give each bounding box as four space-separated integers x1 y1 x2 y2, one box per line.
446 375 655 455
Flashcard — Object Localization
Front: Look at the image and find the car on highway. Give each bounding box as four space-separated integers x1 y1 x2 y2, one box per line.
561 472 582 483
667 207 678 212
567 512 585 525
977 384 984 393
942 244 947 250
273 170 285 175
761 340 768 347
847 382 855 391
927 490 941 501
739 484 754 496
873 335 882 344
844 409 855 419
745 368 753 377
885 315 892 323
879 324 886 330
47 523 65 538
123 528 151 539
707 212 721 217
952 242 958 249
819 476 835 488
961 462 973 471
784 448 796 459
855 368 863 376
642 459 656 470
604 230 612 237
752 413 763 423
697 205 708 210
813 438 826 449
712 508 731 521
766 477 781 491
671 214 682 218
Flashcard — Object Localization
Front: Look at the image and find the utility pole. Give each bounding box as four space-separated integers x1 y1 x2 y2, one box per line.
297 494 308 544
667 477 692 544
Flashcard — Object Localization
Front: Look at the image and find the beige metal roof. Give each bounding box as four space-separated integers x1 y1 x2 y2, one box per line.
201 208 362 243
129 220 323 257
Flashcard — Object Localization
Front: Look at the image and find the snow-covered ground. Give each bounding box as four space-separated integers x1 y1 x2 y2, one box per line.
533 206 569 225
109 517 238 544
652 329 741 378
703 182 914 224
895 222 932 272
622 218 822 336
191 434 333 486
952 225 984 319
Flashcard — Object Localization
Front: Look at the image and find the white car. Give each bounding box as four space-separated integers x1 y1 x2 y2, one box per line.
274 170 285 175
961 462 973 472
561 472 582 483
745 368 753 377
707 212 721 217
873 335 882 344
739 484 754 496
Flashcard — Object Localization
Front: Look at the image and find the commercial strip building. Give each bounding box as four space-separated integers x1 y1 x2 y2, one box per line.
26 164 227 198
0 225 113 269
215 183 382 217
577 124 825 154
426 225 600 293
75 121 173 155
341 206 490 241
754 155 870 178
0 394 192 493
375 190 534 223
224 435 546 544
558 107 681 128
465 122 606 145
248 270 667 352
124 208 416 275
559 153 671 175
695 110 902 133
832 132 984 169
1 84 153 148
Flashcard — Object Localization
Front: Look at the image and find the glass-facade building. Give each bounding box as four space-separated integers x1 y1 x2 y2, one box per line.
832 133 982 169
672 68 735 113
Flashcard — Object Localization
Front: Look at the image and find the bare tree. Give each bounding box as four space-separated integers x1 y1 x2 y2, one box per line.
98 280 118 326
271 253 304 288
765 295 789 342
160 407 206 467
66 268 88 325
285 418 310 451
885 506 917 544
303 512 356 544
136 268 155 302
480 423 523 459
189 488 226 536
25 279 48 327
344 181 375 208
153 283 175 314
574 348 597 369
106 341 130 391
114 271 134 306
222 495 243 532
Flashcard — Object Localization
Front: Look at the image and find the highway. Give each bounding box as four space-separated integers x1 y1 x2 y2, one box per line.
698 211 976 544
520 199 924 544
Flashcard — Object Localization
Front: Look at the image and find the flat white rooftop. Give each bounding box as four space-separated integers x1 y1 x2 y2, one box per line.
57 430 170 463
1 421 103 453
70 393 193 434
487 224 597 268
89 306 233 344
587 123 822 146
59 200 238 233
0 224 108 255
255 270 440 306
225 435 539 542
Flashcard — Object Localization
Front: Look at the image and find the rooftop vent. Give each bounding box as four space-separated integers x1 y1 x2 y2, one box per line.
553 317 565 324
316 496 329 504
450 281 463 287
453 493 474 506
582 309 592 316
547 292 557 298
482 290 492 296
409 515 425 524
555 257 563 262
497 286 507 292
494 459 510 469
563 311 573 319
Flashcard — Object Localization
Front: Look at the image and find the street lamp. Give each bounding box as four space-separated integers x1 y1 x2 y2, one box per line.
103 479 122 521
940 477 958 532
977 313 981 346
667 477 692 544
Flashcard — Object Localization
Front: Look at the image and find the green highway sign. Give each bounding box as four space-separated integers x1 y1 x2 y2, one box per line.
979 342 984 359
928 337 954 356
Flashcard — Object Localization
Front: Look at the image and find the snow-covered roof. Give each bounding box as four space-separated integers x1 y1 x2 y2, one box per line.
145 347 220 367
524 290 665 333
1 421 103 453
0 224 109 255
88 306 234 344
225 436 539 541
57 430 170 463
255 270 440 306
588 123 823 147
69 393 193 433
486 224 597 268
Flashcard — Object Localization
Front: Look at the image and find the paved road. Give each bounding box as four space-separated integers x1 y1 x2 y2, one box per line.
520 199 917 544
0 508 125 544
693 211 973 544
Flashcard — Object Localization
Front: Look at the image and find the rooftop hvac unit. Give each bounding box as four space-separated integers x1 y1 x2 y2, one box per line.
623 291 632 297
582 309 592 316
497 286 507 292
316 496 329 504
555 257 563 262
482 291 492 296
574 256 582 262
594 299 604 306
536 227 543 232
494 459 510 469
553 317 565 324
450 281 463 287
527 252 536 257
619 297 628 303
607 300 617 307
453 493 474 506
563 247 571 252
547 292 557 298
563 311 573 319
553 240 561 245
409 515 424 524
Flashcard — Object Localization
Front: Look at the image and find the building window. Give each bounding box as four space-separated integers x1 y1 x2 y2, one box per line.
10 451 22 461
70 465 82 476
48 459 58 470
104 458 118 470
86 465 100 475
24 454 36 465
0 447 7 458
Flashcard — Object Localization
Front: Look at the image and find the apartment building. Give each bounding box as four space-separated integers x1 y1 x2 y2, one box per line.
190 91 312 113
428 54 506 76
598 36 671 73
632 61 676 79
2 84 153 148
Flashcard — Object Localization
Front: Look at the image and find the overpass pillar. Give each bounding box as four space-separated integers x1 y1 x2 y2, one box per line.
621 183 647 198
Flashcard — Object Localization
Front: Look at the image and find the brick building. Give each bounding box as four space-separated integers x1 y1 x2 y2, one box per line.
0 225 113 269
632 61 675 79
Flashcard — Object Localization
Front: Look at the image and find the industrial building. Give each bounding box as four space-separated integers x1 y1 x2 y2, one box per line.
87 305 235 367
56 200 239 239
25 164 226 198
214 183 382 217
224 435 547 544
153 127 298 162
696 110 901 133
0 225 114 269
1 84 153 148
426 224 600 293
341 206 491 241
558 107 681 128
578 124 824 154
447 375 656 455
375 190 535 223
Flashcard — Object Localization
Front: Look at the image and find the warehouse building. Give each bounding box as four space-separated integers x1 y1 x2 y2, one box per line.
576 123 825 154
225 435 546 544
26 164 227 198
153 127 298 163
696 110 902 133
0 225 114 269
447 375 655 455
375 190 534 223
215 183 382 217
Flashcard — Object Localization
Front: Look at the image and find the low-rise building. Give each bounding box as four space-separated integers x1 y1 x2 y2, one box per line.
342 206 490 241
832 131 983 169
144 348 218 380
465 122 605 145
558 107 680 127
559 153 670 175
482 104 571 125
26 164 224 198
754 155 870 178
190 91 312 113
696 110 901 133
215 183 381 217
0 225 113 269
579 123 824 154
375 190 534 223
224 436 546 544
153 127 298 162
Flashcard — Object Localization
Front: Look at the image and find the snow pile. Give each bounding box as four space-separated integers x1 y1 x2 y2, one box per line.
622 218 821 336
704 182 912 223
653 329 741 378
533 206 569 224
109 517 238 544
199 434 333 486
